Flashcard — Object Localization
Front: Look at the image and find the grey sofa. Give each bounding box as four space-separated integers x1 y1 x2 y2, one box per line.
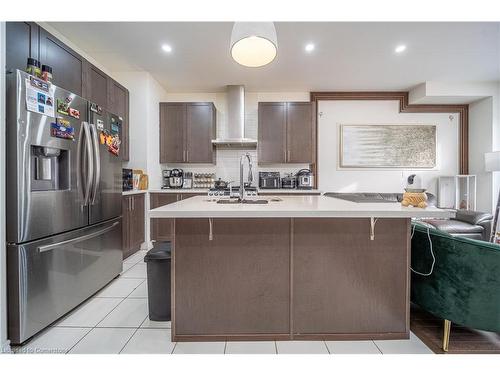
422 210 493 242
325 192 493 241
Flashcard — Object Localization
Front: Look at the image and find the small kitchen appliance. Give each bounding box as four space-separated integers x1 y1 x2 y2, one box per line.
259 171 281 189
122 168 133 191
169 168 184 188
162 170 172 189
296 169 314 190
281 173 297 189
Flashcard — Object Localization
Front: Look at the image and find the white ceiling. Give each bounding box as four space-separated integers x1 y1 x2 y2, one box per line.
48 22 500 92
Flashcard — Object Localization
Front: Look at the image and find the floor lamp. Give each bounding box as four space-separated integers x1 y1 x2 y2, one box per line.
485 151 500 242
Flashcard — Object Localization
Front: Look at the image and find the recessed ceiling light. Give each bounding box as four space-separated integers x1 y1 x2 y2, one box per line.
305 43 315 53
395 44 407 53
161 44 172 53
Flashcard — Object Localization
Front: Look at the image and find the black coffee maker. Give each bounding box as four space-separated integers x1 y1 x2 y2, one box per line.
169 168 184 188
162 170 172 189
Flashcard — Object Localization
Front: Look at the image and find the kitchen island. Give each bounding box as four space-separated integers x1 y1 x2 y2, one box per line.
150 195 453 342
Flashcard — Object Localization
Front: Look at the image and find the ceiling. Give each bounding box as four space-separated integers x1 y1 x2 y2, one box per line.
48 22 500 92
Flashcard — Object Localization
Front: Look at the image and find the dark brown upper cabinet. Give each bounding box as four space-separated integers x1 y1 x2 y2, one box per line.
39 27 85 96
159 102 216 164
258 102 316 164
6 22 39 73
286 102 316 163
258 102 287 164
160 103 185 163
82 61 109 108
108 80 130 161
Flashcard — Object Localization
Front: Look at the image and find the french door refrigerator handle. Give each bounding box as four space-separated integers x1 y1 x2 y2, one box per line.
78 121 93 206
76 122 85 204
89 123 101 205
37 221 120 253
82 122 94 206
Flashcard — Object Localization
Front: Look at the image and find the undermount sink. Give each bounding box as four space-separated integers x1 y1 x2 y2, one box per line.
216 198 269 205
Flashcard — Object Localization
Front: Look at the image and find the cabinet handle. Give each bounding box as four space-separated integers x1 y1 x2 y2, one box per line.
287 150 291 162
132 196 135 210
208 218 213 241
186 150 189 162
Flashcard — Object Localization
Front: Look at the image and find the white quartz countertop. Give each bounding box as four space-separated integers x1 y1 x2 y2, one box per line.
149 195 455 219
122 190 147 196
125 188 322 195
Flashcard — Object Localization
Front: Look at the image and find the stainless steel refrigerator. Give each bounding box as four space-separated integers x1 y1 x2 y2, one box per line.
6 70 123 344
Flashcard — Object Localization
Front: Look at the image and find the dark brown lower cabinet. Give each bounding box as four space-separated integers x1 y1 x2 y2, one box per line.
173 218 291 338
172 217 410 341
150 193 202 242
122 194 145 259
292 218 409 338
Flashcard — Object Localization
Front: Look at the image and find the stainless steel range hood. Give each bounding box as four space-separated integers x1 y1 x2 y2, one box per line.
212 85 257 147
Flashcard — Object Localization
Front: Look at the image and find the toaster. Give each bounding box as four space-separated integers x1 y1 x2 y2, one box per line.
259 172 281 189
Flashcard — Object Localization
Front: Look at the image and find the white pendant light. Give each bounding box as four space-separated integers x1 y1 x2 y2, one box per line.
230 22 278 67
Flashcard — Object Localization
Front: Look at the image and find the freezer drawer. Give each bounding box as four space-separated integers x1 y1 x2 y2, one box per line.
7 218 122 344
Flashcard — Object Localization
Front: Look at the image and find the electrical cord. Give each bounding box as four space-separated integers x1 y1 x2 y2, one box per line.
410 223 435 276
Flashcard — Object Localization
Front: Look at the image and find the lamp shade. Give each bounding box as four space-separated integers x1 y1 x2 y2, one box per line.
485 151 500 172
230 22 277 67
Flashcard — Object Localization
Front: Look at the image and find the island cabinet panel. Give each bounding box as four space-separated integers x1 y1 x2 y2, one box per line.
291 218 410 338
173 218 291 339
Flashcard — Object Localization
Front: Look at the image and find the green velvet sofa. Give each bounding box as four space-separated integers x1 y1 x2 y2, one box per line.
410 222 500 351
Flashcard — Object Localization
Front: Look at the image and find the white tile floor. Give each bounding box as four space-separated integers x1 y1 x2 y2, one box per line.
12 250 434 354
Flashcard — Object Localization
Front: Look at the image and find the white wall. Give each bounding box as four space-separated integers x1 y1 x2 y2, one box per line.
158 92 310 187
469 97 494 212
111 71 169 249
112 72 150 172
0 21 9 352
318 100 459 195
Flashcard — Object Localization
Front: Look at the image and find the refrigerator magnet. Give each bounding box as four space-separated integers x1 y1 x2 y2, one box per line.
107 135 121 156
110 122 119 135
99 131 106 145
56 99 69 115
90 102 102 115
25 79 55 117
68 108 80 119
96 119 104 130
50 122 75 140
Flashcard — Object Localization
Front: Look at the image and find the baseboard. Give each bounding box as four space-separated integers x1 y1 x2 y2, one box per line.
1 339 12 354
140 241 154 251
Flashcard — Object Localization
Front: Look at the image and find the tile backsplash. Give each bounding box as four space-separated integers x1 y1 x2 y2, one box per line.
162 148 309 186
